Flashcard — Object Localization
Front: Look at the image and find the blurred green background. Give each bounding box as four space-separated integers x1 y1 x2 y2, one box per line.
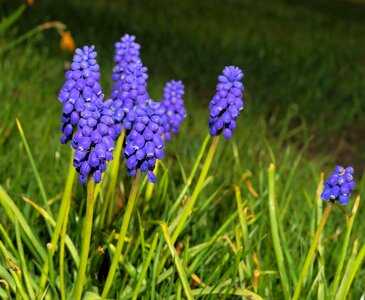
1 0 365 191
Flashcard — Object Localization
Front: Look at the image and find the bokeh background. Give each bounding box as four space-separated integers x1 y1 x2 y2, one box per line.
1 0 365 192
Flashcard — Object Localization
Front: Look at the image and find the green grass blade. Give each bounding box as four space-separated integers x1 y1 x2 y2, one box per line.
159 222 194 300
168 133 210 218
267 164 291 300
331 196 360 296
132 233 159 300
15 119 52 217
0 186 47 263
335 240 365 300
0 5 26 33
15 221 36 300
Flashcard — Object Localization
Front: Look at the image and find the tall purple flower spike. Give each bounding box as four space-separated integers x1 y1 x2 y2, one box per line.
123 100 165 183
111 34 142 101
59 45 115 184
58 45 102 144
161 80 186 141
111 61 150 137
321 166 355 205
209 66 244 139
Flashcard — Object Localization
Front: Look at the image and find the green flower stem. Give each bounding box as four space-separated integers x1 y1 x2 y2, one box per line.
157 135 219 275
168 134 210 219
73 177 95 300
268 164 291 300
101 169 142 298
171 135 219 243
99 128 125 229
292 199 334 300
37 151 76 299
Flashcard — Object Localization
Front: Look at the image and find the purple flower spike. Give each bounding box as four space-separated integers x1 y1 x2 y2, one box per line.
59 45 102 144
111 60 150 137
321 166 355 205
209 66 244 139
111 34 141 101
71 96 115 184
161 80 186 141
123 100 165 183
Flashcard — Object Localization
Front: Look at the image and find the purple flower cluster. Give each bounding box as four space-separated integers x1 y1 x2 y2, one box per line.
123 101 165 183
321 166 355 205
161 80 186 141
58 46 102 144
209 66 244 139
111 61 150 136
110 34 142 101
59 45 115 184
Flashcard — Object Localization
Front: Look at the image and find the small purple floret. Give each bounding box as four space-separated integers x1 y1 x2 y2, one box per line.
123 100 165 183
161 80 186 141
209 66 244 139
321 166 355 205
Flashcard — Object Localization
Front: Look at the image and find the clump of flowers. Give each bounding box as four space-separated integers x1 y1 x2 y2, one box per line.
58 45 102 144
161 80 186 141
111 61 150 136
321 166 355 205
110 34 142 101
209 66 244 139
123 100 165 183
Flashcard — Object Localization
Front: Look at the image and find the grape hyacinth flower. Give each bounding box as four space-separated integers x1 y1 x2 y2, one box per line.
161 80 187 141
110 34 142 100
209 66 244 139
123 100 165 183
72 97 115 184
58 45 102 144
111 61 150 136
321 166 355 205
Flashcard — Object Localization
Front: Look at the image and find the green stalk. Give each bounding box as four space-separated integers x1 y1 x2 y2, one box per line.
331 196 360 296
158 136 219 274
99 128 125 229
101 170 141 298
73 177 95 300
292 200 334 300
168 134 210 218
37 151 76 299
268 164 290 300
172 135 219 243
